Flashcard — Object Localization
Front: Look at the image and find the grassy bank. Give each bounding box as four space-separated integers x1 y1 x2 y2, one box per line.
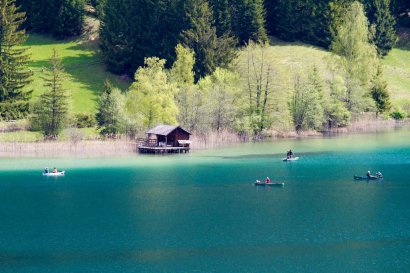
25 34 130 114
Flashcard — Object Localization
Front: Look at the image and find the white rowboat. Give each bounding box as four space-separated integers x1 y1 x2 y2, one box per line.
43 171 65 176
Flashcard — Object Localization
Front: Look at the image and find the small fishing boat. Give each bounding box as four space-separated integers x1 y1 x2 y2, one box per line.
353 175 381 180
254 181 284 187
282 157 299 162
43 171 65 176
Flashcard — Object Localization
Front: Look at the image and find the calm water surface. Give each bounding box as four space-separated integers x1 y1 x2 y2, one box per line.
1 130 410 272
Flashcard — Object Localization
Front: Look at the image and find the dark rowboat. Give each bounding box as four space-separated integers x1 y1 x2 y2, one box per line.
254 182 284 187
354 175 381 180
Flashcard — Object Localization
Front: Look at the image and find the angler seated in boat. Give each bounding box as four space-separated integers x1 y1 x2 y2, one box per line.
355 171 383 180
286 149 293 159
43 167 65 176
255 178 270 184
254 179 284 186
366 170 382 179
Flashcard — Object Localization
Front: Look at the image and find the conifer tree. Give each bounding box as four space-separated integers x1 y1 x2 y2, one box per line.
270 0 332 47
0 0 32 120
370 65 391 117
101 0 184 75
235 0 268 44
100 0 135 74
366 0 397 56
182 0 236 80
16 0 84 37
210 0 233 37
31 50 70 139
53 0 85 37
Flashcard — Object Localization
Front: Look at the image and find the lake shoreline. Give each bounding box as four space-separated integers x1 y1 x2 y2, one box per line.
0 119 408 157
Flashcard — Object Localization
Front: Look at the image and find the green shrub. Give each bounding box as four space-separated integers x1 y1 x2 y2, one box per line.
74 113 96 128
390 108 407 120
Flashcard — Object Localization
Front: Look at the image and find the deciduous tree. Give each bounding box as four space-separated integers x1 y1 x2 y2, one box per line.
126 57 179 129
96 80 126 136
330 1 378 113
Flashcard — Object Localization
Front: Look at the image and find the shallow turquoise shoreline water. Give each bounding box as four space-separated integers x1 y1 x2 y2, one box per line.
0 130 409 272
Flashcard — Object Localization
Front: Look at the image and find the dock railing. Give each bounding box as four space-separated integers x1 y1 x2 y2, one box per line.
137 138 157 147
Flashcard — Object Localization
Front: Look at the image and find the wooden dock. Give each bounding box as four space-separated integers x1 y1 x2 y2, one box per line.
138 146 190 154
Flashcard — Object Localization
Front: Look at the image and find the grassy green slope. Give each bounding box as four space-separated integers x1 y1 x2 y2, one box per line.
25 34 130 114
238 37 410 112
383 48 410 108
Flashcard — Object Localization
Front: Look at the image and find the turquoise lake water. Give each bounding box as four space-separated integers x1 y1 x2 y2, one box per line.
0 130 410 272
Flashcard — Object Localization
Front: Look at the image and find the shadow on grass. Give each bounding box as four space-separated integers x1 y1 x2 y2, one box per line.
396 28 410 50
25 33 80 46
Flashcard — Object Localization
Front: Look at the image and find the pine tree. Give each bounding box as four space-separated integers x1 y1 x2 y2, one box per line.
16 0 84 37
100 0 135 74
235 0 268 44
367 0 397 56
270 0 332 47
31 50 70 139
210 0 233 37
182 0 236 80
100 0 184 75
0 0 32 120
371 65 391 117
53 0 85 37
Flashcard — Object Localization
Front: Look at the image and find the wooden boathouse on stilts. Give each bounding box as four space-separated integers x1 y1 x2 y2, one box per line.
137 125 191 154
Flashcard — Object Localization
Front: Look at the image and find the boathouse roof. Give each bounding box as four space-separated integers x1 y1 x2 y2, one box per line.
147 125 191 136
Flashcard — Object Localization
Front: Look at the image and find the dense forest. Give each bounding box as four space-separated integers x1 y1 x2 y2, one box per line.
1 0 410 139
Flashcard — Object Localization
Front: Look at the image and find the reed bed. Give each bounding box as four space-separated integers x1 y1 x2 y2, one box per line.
190 130 244 150
0 140 137 157
347 117 409 133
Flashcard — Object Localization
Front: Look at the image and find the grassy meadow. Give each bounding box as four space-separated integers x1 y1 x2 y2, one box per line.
25 34 130 114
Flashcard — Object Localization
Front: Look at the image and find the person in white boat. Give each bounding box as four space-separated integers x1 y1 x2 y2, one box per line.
44 167 49 174
286 149 293 159
53 167 58 173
